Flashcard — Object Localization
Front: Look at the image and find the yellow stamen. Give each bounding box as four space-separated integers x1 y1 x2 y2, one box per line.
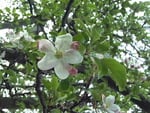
55 51 63 59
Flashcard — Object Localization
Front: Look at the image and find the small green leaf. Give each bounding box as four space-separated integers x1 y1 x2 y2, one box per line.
51 76 59 90
51 109 61 113
42 79 51 90
58 78 70 91
6 70 17 83
102 58 127 91
25 63 32 74
5 7 11 12
42 76 59 91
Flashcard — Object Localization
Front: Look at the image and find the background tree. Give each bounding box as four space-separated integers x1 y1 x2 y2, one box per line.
0 0 150 113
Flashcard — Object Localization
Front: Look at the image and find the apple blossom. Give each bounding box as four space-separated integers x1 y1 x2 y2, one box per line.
90 52 104 60
37 33 83 79
102 95 121 113
19 30 35 42
6 30 34 42
94 53 104 59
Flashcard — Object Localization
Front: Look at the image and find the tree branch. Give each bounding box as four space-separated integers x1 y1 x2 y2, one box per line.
58 0 74 32
27 0 34 15
35 70 48 113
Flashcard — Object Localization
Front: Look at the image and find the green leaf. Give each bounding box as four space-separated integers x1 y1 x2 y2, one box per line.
42 79 51 90
51 76 59 90
58 78 70 91
6 69 17 83
25 63 32 74
5 7 11 13
51 109 61 113
42 76 59 91
102 58 127 91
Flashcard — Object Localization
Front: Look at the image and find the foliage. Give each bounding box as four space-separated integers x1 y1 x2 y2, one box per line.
0 0 150 113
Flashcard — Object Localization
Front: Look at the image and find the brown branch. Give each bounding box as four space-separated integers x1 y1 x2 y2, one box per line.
70 75 94 110
27 0 34 15
35 70 48 113
62 0 74 27
58 0 74 32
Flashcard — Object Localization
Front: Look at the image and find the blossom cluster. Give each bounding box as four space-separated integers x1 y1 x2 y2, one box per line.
37 33 122 113
5 30 34 49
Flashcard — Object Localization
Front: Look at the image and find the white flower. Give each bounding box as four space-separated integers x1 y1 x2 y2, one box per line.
94 53 104 59
102 95 121 113
19 30 35 42
37 33 83 79
90 52 104 59
6 30 35 42
6 30 35 49
6 31 20 42
6 31 23 48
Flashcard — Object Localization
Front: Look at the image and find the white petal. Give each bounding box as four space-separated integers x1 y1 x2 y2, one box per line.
38 53 58 70
55 33 73 51
109 104 120 112
63 50 83 64
54 62 69 79
38 39 55 53
90 52 104 59
105 95 115 106
95 53 104 59
106 109 115 113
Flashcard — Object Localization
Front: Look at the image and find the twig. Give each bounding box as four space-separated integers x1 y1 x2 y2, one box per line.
70 75 94 110
35 70 47 113
27 0 34 15
58 0 74 32
27 0 37 15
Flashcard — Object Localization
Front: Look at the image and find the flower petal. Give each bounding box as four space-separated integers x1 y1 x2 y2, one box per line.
38 53 58 70
63 50 83 64
90 52 104 59
106 109 115 113
38 39 55 53
105 95 115 106
108 104 120 113
55 33 73 51
95 53 104 59
54 62 69 79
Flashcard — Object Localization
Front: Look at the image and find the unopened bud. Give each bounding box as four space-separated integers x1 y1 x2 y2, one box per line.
68 67 78 75
71 41 80 50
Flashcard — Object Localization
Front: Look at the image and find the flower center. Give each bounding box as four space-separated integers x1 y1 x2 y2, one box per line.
105 103 111 109
55 51 63 59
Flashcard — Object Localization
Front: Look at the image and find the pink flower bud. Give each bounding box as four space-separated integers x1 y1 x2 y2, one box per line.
71 41 80 50
68 66 78 75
